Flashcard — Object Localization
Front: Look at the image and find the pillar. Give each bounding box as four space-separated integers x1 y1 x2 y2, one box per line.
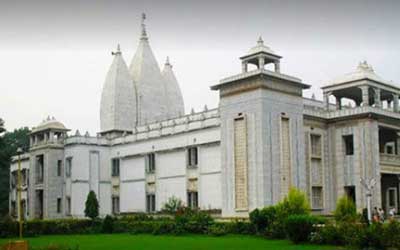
393 94 399 112
274 61 280 73
242 61 248 73
396 133 400 155
335 96 342 110
374 88 382 108
360 86 370 106
258 57 265 70
323 92 331 110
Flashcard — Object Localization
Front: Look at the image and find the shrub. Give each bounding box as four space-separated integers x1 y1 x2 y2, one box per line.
279 188 311 216
101 215 114 233
334 196 357 222
151 221 177 235
162 196 184 214
208 224 227 236
174 207 214 234
285 214 324 244
383 220 400 249
0 215 17 238
249 206 277 234
84 191 99 220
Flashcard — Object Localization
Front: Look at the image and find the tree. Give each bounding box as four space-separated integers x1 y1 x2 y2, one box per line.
84 190 99 220
0 118 5 134
334 196 357 222
0 127 30 216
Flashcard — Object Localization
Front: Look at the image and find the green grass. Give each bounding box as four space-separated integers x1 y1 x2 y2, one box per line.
0 234 341 250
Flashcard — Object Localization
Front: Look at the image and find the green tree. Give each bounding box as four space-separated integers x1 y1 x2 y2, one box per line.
84 190 99 220
0 126 30 216
0 118 5 134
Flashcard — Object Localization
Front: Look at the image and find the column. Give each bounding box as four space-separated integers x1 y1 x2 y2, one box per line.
396 133 400 155
274 61 281 73
335 96 342 110
323 92 331 110
242 61 248 73
374 88 382 108
393 94 399 112
360 86 370 106
258 57 265 70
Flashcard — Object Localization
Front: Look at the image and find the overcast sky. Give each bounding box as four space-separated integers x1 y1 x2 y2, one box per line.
1 0 399 134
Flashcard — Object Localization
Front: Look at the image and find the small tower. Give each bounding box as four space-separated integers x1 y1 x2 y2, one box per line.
29 117 69 219
240 37 282 73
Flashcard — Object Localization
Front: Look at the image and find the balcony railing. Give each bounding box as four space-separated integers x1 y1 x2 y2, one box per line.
380 154 400 167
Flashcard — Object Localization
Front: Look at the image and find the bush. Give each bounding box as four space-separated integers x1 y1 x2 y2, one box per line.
0 215 17 238
208 224 227 236
101 215 114 233
151 221 177 235
334 196 357 222
249 206 276 234
279 188 311 216
285 214 324 244
162 196 184 214
174 207 214 234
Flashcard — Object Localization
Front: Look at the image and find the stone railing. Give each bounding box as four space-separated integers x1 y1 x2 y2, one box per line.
304 106 400 120
380 153 400 167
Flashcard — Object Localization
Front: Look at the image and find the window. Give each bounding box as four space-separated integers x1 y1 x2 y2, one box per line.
66 196 71 215
310 134 322 157
35 155 44 183
111 158 120 177
387 145 394 155
145 153 156 173
57 198 62 213
312 187 323 209
65 157 72 178
112 196 120 214
187 191 198 209
388 188 396 207
343 135 354 155
57 160 62 177
344 186 356 204
188 147 198 167
146 194 156 213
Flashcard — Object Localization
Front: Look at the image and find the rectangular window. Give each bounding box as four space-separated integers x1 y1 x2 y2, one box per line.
312 186 323 209
57 198 62 213
187 191 198 209
343 135 354 155
146 194 156 213
57 160 62 177
310 134 322 157
111 158 120 177
187 147 198 167
65 157 72 177
344 186 356 204
35 155 44 184
66 196 71 215
145 153 156 173
388 188 396 207
112 196 120 214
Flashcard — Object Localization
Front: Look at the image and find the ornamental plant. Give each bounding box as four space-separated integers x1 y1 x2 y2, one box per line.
84 190 99 220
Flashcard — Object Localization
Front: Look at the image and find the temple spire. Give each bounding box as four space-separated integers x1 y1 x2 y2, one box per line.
111 44 122 56
141 12 148 40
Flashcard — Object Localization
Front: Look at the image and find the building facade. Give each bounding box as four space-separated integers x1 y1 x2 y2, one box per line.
9 17 400 220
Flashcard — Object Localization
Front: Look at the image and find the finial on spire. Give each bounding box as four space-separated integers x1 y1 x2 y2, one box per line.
141 12 148 40
165 56 171 66
111 44 122 56
257 36 264 45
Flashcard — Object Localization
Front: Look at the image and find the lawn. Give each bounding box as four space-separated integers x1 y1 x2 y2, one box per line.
0 234 341 250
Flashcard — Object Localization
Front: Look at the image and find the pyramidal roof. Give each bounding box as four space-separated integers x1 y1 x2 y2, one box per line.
129 14 170 124
162 57 185 118
100 45 137 132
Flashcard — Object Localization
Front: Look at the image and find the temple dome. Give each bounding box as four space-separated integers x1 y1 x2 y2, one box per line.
100 45 137 132
328 61 389 86
161 57 185 118
32 116 68 133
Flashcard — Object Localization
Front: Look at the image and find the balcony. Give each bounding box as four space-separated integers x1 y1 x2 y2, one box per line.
380 154 400 174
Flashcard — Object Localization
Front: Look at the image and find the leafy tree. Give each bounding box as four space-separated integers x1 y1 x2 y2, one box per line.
84 190 99 220
0 127 30 216
162 196 184 214
0 118 5 134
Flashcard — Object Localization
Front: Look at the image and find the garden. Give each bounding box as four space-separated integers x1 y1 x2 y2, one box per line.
1 189 400 250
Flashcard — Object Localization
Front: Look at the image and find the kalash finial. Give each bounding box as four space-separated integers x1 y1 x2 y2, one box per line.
141 12 148 39
257 36 264 46
111 44 122 56
165 56 171 66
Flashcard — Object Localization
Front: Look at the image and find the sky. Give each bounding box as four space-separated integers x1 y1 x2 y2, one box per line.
1 0 400 134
